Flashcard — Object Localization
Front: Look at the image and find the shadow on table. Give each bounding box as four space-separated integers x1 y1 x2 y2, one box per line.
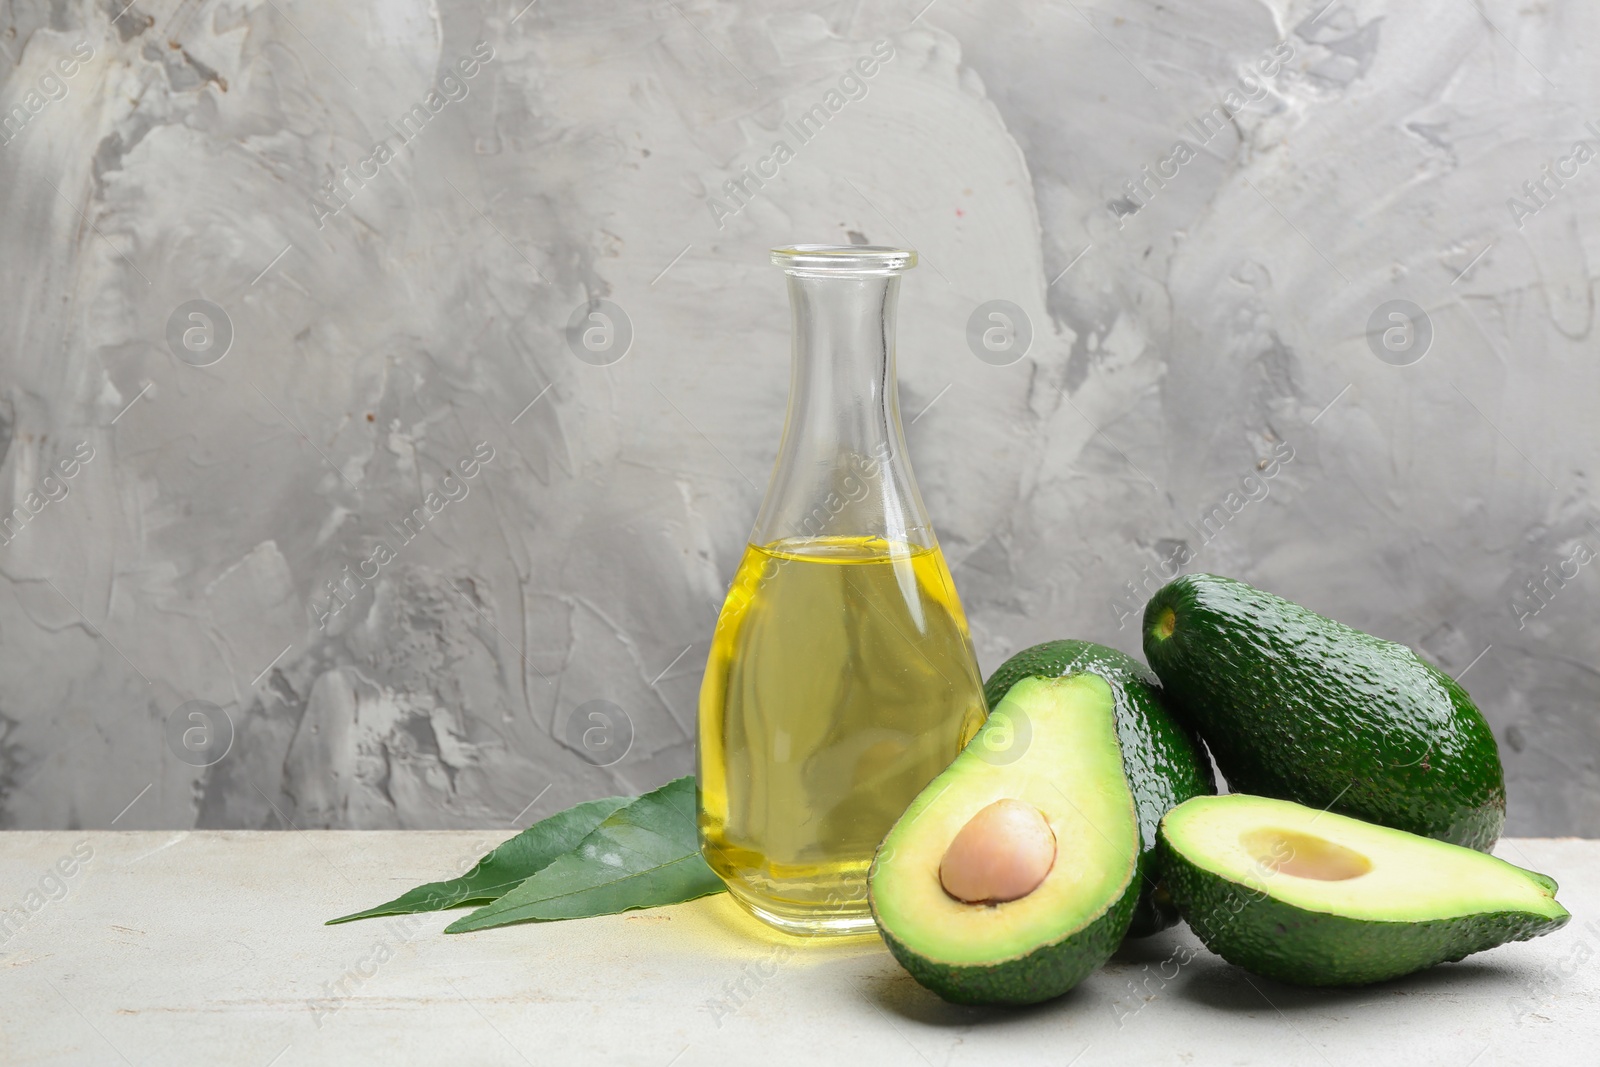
1171 951 1524 1014
855 968 1095 1028
1107 926 1196 966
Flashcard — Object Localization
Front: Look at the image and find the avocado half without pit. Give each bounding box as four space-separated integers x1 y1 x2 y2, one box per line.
1158 794 1569 986
868 673 1142 1006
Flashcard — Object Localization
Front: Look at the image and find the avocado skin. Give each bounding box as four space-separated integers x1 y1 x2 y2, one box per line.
984 640 1216 936
1156 829 1568 986
873 876 1137 1006
1142 574 1506 851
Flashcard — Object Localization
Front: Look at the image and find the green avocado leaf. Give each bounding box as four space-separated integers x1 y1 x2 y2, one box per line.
445 776 724 933
326 794 630 925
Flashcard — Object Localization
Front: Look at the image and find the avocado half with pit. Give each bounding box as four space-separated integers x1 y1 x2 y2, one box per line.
983 639 1215 936
1159 794 1569 986
868 672 1141 1005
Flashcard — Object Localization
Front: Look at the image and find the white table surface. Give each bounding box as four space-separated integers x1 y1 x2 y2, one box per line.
2 831 1595 1065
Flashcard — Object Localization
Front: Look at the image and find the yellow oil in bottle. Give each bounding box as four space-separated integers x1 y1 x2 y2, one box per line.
698 535 988 936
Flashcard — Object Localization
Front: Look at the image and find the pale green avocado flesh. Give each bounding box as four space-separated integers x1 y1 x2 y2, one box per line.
1159 794 1569 986
868 674 1141 1005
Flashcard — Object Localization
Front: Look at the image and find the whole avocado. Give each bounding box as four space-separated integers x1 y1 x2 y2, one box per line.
984 639 1215 936
1142 573 1505 851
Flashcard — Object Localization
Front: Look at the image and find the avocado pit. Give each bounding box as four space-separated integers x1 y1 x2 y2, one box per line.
939 798 1057 904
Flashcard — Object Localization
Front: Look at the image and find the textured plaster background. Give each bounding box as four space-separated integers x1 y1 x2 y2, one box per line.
0 0 1593 834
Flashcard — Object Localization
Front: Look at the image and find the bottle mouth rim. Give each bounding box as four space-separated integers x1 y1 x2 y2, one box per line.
771 245 917 275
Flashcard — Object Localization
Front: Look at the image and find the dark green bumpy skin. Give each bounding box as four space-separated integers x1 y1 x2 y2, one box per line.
876 877 1139 1006
1157 831 1568 986
984 640 1216 936
1142 574 1506 850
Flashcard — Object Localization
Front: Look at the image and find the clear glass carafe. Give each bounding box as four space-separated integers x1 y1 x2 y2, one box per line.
697 245 988 937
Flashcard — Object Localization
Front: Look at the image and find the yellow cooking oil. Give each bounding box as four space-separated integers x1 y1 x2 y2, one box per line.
698 534 988 935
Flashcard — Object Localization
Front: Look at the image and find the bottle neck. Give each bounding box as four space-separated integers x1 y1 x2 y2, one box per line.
750 272 932 551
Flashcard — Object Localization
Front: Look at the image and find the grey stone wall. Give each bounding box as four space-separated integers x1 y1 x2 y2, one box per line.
0 0 1593 834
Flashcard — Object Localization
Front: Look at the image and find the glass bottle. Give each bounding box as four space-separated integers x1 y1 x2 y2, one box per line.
697 245 989 937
